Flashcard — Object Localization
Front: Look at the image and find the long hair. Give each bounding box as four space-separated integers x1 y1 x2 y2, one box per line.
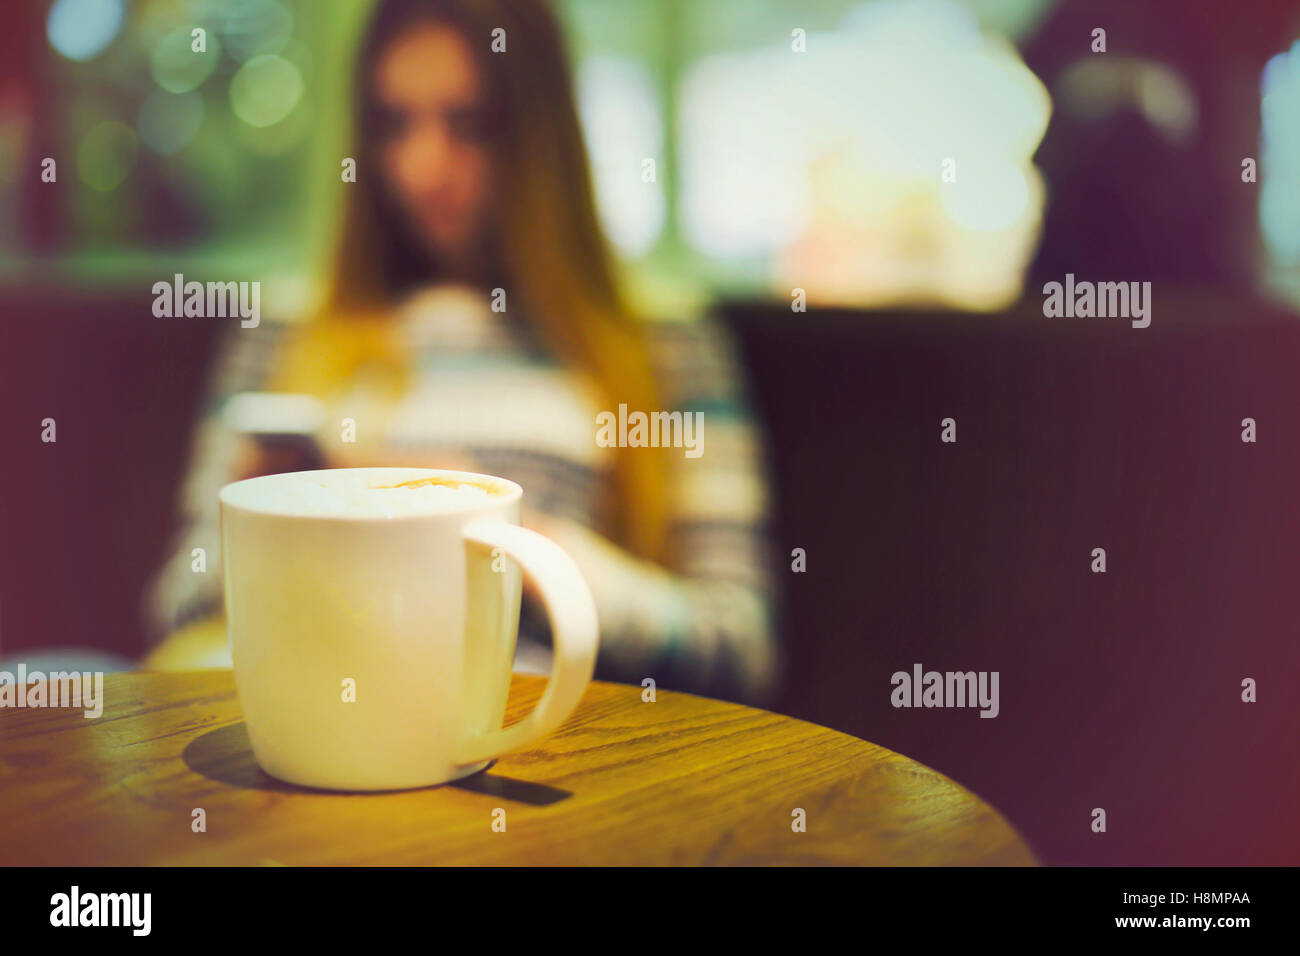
280 0 669 561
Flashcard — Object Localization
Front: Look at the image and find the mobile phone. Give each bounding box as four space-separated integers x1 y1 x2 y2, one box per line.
222 392 328 473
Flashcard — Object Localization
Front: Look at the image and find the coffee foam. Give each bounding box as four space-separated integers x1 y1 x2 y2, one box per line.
232 471 498 518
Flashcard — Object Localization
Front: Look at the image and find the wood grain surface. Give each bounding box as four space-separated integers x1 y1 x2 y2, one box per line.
0 671 1035 865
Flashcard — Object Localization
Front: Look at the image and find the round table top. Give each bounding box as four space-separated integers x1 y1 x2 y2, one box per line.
0 671 1035 865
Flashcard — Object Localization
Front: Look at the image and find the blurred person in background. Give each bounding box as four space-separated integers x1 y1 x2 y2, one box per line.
144 0 780 705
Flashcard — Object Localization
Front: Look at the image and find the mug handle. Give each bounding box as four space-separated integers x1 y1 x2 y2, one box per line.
454 517 598 765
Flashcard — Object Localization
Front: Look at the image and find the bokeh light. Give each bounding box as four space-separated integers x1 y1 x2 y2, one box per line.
1261 40 1300 267
151 26 221 94
77 120 138 192
229 54 303 128
1057 57 1197 144
138 90 206 156
47 0 125 63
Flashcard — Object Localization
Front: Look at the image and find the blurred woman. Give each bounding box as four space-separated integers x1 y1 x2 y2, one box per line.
146 0 779 704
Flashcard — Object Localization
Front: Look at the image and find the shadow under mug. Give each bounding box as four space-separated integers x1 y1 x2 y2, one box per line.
219 467 598 791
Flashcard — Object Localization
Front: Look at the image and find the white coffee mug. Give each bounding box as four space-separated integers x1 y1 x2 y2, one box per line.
219 467 598 790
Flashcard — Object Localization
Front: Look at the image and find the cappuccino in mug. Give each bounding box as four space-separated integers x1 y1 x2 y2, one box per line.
223 470 506 517
220 468 598 791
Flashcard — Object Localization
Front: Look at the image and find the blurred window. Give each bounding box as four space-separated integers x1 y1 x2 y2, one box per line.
16 0 1060 313
563 0 1053 310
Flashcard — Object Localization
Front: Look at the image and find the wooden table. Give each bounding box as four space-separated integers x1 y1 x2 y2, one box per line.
0 671 1035 865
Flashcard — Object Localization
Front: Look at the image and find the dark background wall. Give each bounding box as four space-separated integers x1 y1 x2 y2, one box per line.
725 291 1300 867
0 290 220 657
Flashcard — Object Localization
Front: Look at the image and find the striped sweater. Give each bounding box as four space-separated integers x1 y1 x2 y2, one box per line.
146 286 780 704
